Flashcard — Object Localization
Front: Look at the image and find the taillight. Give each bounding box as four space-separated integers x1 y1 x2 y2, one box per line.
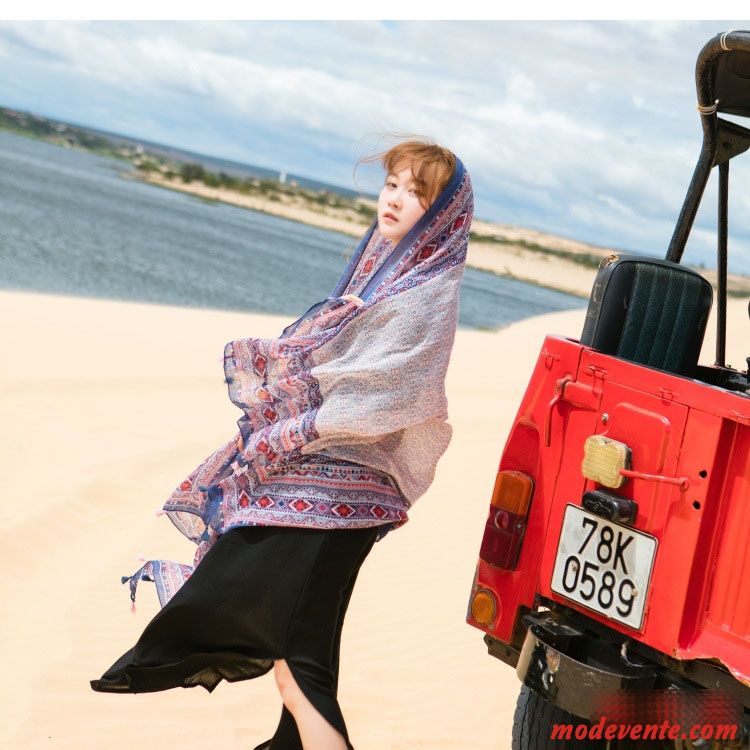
479 470 534 569
468 588 498 627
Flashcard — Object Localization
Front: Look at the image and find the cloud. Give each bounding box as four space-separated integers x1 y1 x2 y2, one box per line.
1 20 749 272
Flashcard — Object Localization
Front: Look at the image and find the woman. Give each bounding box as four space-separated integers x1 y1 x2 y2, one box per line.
90 139 474 750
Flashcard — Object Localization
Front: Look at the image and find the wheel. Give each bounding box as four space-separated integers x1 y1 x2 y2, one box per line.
511 685 674 749
512 685 603 749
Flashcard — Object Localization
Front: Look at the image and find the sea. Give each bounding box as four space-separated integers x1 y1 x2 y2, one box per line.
0 129 584 330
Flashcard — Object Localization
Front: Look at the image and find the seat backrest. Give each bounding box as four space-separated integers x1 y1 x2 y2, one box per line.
580 255 713 377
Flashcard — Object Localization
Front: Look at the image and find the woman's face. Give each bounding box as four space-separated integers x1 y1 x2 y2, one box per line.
377 164 427 244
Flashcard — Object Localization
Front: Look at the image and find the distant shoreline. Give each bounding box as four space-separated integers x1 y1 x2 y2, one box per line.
131 171 590 299
132 171 750 300
2 106 749 300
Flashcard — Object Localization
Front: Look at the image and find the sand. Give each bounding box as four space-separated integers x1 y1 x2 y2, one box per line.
2 288 748 750
135 173 750 300
138 173 374 240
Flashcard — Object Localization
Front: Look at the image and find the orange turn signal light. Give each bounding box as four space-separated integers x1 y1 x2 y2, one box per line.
490 470 534 515
470 590 497 626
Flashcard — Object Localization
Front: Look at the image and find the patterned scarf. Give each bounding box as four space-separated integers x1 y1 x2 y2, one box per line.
123 159 474 609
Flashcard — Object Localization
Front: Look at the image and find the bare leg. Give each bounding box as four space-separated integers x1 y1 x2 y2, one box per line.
273 658 349 750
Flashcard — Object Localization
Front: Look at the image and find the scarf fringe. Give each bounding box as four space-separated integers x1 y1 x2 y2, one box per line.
120 558 194 612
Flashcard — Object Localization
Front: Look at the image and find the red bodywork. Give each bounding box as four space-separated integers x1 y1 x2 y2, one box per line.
468 333 750 688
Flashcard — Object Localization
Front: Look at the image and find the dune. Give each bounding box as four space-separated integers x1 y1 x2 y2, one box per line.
135 173 750 301
1 288 747 749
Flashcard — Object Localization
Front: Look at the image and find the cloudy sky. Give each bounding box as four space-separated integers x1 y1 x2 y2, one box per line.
2 20 750 272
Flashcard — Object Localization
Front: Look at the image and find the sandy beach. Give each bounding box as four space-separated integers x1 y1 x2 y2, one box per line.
136 173 750 300
2 288 748 750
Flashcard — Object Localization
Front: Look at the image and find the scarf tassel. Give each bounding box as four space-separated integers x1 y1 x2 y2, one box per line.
120 559 155 615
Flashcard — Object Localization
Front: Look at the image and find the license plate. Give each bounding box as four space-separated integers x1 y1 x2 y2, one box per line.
550 504 657 630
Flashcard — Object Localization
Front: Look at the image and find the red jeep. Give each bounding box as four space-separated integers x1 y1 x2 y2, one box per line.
466 31 750 749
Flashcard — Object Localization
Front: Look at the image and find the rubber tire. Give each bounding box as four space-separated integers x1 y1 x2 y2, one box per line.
511 685 675 750
512 685 604 749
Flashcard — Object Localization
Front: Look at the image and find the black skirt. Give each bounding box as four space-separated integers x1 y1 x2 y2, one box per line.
90 523 381 750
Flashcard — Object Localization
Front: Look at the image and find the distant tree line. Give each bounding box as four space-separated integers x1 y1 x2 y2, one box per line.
0 107 113 153
0 105 374 221
177 161 373 216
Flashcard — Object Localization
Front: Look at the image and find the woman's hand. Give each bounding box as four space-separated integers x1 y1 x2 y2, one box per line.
339 294 364 307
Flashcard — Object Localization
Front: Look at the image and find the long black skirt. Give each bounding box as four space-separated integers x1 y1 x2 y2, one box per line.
90 523 381 750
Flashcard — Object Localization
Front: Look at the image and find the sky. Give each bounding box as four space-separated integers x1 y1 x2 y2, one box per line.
2 19 750 272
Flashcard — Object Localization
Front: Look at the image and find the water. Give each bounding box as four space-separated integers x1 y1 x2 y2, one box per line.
0 130 584 329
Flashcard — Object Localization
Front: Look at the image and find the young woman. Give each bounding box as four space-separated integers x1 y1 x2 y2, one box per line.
90 139 474 750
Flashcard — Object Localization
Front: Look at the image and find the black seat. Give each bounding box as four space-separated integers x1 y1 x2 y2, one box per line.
580 255 713 378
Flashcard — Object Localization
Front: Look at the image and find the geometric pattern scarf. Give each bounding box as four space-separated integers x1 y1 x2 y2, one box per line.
122 159 474 610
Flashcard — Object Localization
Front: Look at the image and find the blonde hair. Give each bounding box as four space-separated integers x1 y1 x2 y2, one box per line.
358 136 456 209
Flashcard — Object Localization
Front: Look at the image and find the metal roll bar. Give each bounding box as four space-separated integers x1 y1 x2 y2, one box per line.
666 30 750 367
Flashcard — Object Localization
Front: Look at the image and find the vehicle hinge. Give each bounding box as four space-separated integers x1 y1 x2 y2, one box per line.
542 349 560 370
562 369 605 410
544 374 603 447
